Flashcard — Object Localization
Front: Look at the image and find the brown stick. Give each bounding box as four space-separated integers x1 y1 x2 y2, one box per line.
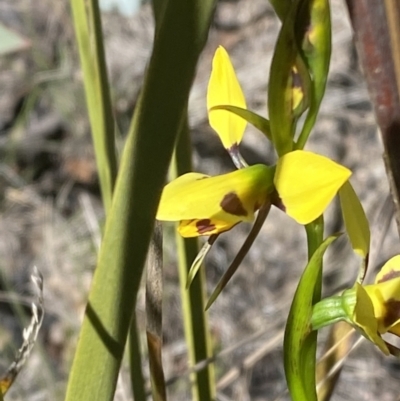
345 0 400 239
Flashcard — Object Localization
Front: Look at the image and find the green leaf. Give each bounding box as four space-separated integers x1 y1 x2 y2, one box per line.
209 105 272 141
268 3 300 156
70 0 117 214
295 0 332 150
284 234 340 401
65 0 216 399
269 0 291 20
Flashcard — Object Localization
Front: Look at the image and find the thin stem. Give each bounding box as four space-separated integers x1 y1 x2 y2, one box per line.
303 215 324 395
172 117 216 401
129 315 146 401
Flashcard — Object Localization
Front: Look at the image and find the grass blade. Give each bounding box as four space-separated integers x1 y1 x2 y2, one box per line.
65 0 216 399
128 314 146 401
69 0 117 213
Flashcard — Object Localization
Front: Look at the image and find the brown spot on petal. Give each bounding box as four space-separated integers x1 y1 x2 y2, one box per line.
291 67 302 89
196 219 216 235
220 192 247 217
378 269 400 283
384 299 400 328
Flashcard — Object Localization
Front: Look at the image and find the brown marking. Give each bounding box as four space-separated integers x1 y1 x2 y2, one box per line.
291 68 302 89
220 192 248 217
271 191 286 212
228 143 239 153
253 202 261 212
384 299 400 328
196 219 216 235
378 269 400 283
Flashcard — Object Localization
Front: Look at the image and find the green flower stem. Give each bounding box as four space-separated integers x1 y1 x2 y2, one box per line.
305 216 325 262
303 216 324 397
172 118 216 401
311 295 355 331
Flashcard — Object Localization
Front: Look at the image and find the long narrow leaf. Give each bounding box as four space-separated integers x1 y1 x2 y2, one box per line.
65 1 216 399
284 234 339 401
128 314 146 401
70 0 117 213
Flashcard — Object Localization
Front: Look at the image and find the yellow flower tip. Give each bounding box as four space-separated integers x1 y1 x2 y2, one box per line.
274 150 351 225
207 46 247 149
338 181 370 267
157 164 275 237
376 255 400 284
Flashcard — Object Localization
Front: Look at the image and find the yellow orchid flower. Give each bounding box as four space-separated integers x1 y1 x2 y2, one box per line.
156 150 357 238
157 164 275 237
356 255 400 354
158 46 367 242
156 45 370 292
312 255 400 356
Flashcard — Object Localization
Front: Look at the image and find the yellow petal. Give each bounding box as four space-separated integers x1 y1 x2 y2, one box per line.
274 150 351 224
365 277 400 334
353 283 389 355
207 46 247 149
157 164 274 235
178 218 238 238
338 181 370 282
375 254 400 284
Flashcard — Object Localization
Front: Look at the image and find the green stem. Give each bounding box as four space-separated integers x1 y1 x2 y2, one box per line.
129 314 146 401
172 119 216 401
303 216 324 395
311 296 348 331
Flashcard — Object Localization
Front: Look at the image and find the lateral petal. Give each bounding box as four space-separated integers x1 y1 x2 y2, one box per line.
157 164 275 234
274 150 351 224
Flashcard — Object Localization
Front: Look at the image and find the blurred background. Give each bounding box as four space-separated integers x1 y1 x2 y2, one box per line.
0 0 399 400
